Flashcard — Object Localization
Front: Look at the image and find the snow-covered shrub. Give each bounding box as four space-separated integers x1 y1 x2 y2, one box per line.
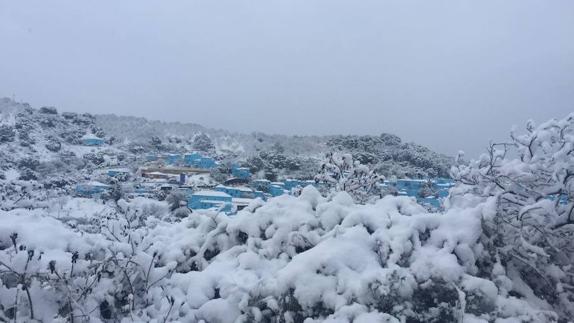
44 136 62 152
193 132 215 153
0 125 15 143
0 199 173 322
82 152 105 165
39 106 58 114
17 168 37 181
17 157 39 171
0 185 562 322
451 114 574 318
315 152 382 204
166 190 187 212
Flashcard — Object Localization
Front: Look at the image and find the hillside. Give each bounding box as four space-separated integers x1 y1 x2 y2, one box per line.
0 98 453 185
96 110 453 178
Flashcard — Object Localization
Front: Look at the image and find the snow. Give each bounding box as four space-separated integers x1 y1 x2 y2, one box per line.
84 181 111 187
193 190 232 198
80 133 101 140
232 197 256 205
106 167 130 172
0 100 571 322
0 187 561 322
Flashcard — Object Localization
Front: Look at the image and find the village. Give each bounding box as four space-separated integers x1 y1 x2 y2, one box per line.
73 137 454 214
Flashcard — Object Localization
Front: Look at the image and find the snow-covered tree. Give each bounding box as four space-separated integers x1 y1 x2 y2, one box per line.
451 114 574 317
193 133 215 153
315 152 383 204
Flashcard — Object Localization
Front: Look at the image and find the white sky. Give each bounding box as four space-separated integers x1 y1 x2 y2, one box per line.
1 0 573 158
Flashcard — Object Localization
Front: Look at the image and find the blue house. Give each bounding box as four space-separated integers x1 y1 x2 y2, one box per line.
433 179 454 198
81 134 104 146
197 157 217 169
283 179 302 190
75 182 111 197
269 183 288 197
164 154 182 165
184 152 202 166
232 166 252 180
215 185 256 198
189 190 232 213
182 152 217 169
382 178 454 210
394 179 427 197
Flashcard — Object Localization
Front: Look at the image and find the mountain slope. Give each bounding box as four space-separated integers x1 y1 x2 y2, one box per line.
95 110 453 178
0 98 453 187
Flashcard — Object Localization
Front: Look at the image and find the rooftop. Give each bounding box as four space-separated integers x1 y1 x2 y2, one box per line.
193 190 232 198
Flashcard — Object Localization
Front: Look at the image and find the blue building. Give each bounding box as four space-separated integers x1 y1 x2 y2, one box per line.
189 190 232 213
164 154 182 165
382 178 455 211
81 134 104 146
269 183 288 197
184 152 203 166
433 179 454 198
215 185 257 198
232 166 252 180
184 153 216 169
196 157 217 169
75 182 111 197
283 179 302 190
394 179 427 197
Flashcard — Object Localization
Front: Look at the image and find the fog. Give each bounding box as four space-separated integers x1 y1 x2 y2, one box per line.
1 0 573 157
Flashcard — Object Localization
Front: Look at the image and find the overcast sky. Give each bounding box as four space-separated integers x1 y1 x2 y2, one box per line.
0 0 573 158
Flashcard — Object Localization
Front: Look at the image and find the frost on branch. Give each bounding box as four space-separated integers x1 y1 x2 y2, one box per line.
314 152 383 204
451 114 574 318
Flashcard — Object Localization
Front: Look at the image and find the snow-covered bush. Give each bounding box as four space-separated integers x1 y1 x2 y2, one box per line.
0 125 15 143
193 133 216 153
82 152 105 166
315 152 382 204
0 184 563 322
0 199 173 322
451 114 574 318
44 136 62 152
39 106 58 115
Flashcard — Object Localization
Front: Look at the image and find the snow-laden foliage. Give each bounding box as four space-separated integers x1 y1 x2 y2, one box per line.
0 188 560 322
451 114 574 318
314 152 383 204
